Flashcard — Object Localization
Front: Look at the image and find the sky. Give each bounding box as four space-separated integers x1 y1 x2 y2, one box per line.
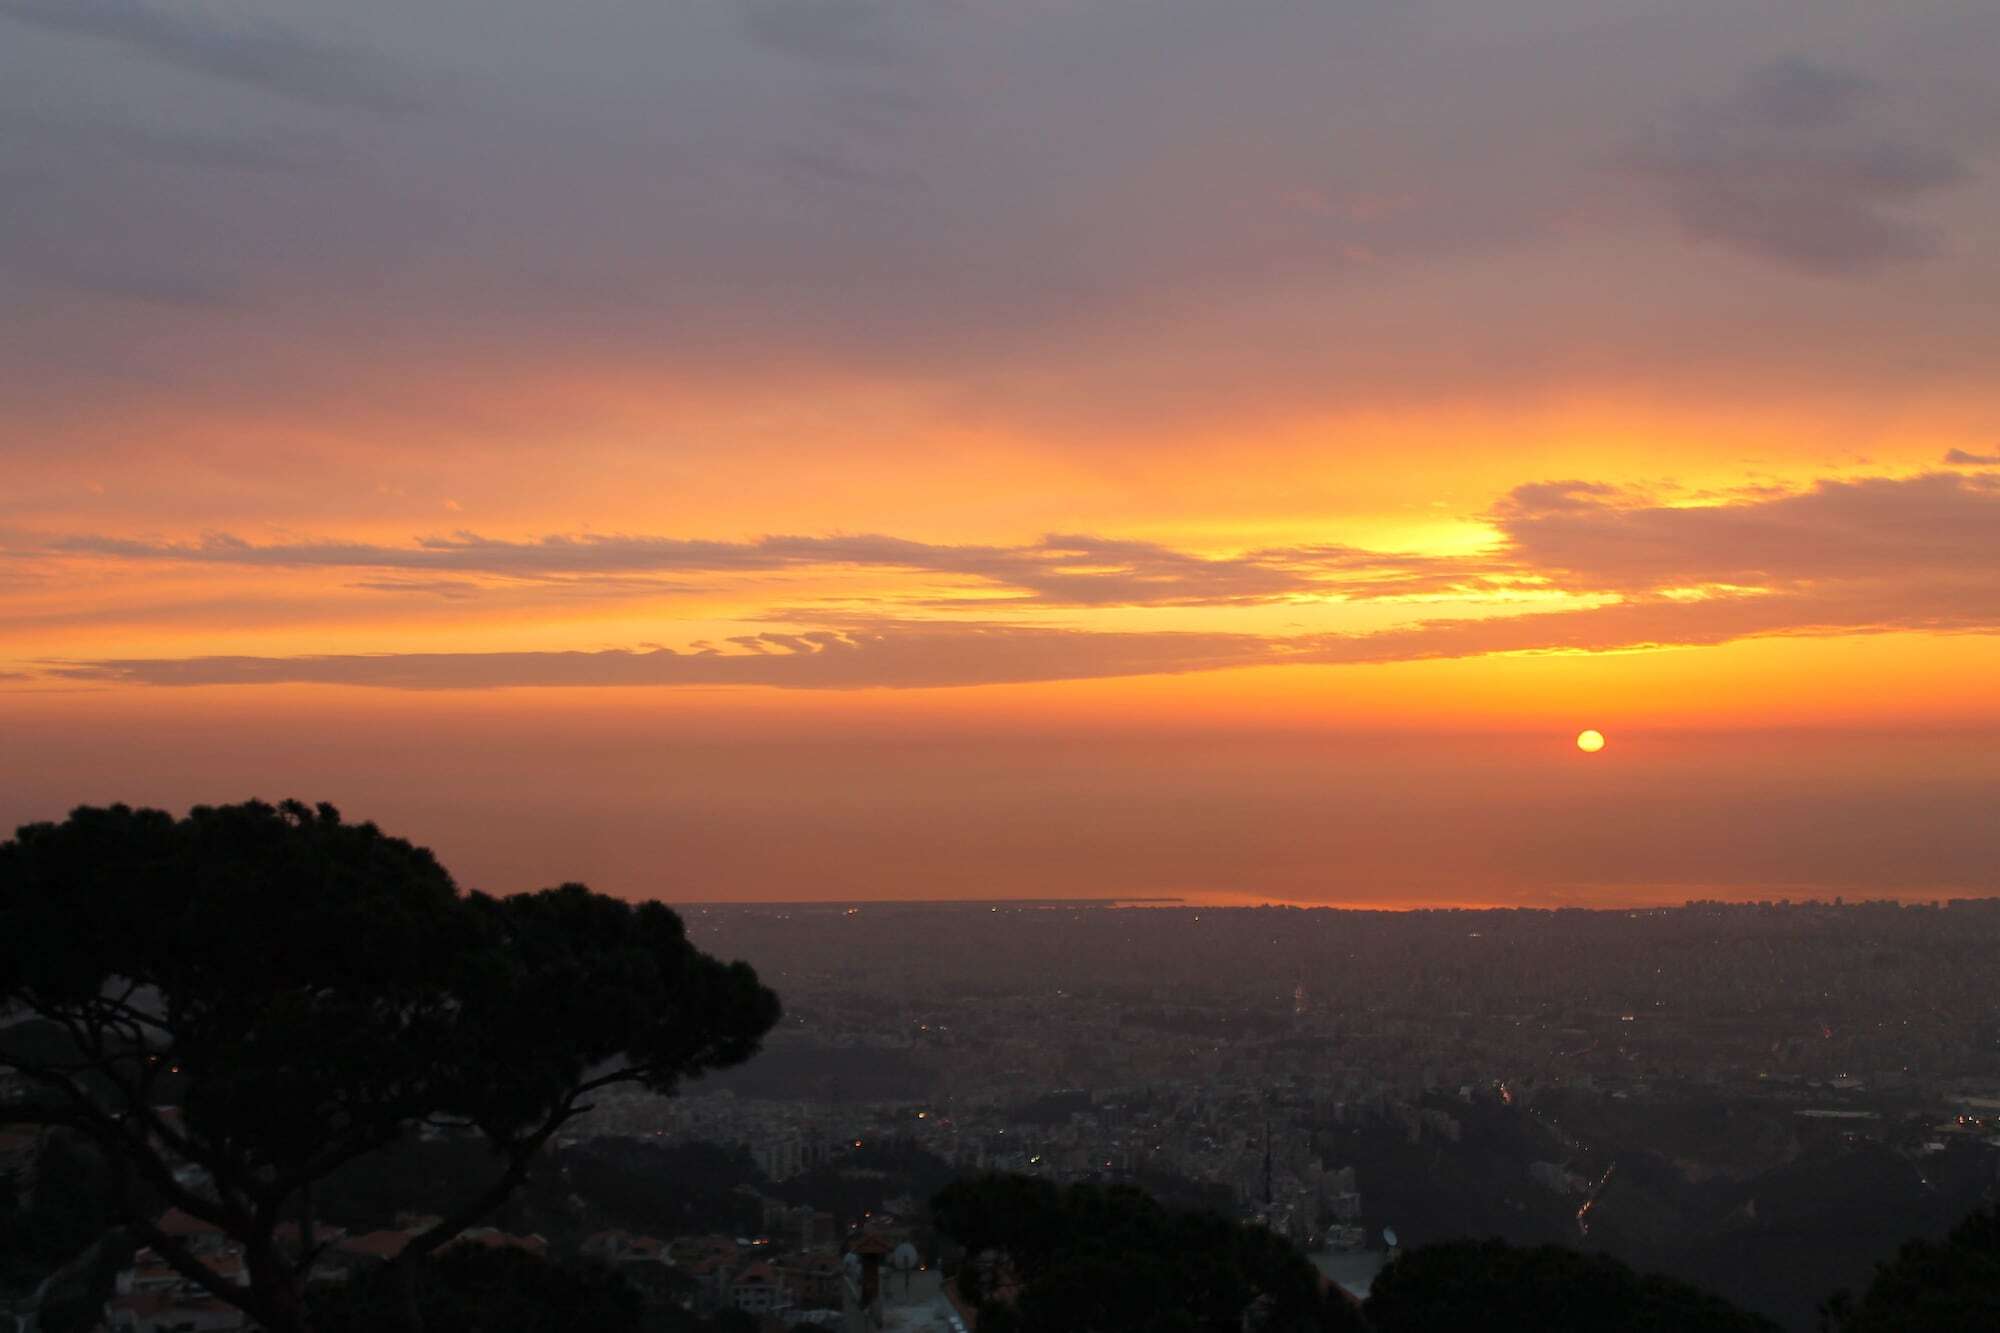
3 0 1998 906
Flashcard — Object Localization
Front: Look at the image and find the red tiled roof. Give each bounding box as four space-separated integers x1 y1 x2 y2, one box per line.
445 1228 548 1256
338 1229 414 1261
155 1207 224 1238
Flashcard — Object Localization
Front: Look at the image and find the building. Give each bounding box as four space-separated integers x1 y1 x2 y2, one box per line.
752 1134 806 1182
730 1261 788 1315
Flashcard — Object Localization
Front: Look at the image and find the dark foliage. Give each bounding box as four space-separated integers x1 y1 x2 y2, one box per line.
0 1135 115 1284
0 800 781 1333
932 1174 1365 1333
313 1136 541 1235
1821 1204 2000 1333
557 1139 767 1239
1364 1237 1780 1332
0 1133 128 1332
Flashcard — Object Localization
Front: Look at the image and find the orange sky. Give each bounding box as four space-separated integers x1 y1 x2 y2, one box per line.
4 1 1998 903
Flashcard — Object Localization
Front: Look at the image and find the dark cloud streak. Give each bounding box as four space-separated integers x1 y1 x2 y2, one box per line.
42 575 2000 691
1494 472 2000 589
0 0 424 113
22 470 2000 691
1623 57 1967 274
47 623 1273 691
39 470 2000 609
738 0 899 67
42 530 1471 607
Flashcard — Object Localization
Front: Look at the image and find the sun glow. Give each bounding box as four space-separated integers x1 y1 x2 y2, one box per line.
1576 729 1606 753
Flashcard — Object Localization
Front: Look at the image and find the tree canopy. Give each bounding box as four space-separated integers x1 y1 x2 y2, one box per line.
932 1173 1365 1333
1363 1237 1780 1333
1821 1204 2000 1333
0 800 780 1333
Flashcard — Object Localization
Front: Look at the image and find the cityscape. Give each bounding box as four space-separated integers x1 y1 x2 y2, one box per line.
17 892 1993 1329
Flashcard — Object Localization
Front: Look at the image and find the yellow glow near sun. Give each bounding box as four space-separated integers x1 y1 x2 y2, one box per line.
1576 729 1606 753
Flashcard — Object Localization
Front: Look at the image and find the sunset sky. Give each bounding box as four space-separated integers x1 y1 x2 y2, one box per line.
4 1 1998 905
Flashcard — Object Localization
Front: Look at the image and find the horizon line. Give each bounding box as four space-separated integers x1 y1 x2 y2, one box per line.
664 894 1999 913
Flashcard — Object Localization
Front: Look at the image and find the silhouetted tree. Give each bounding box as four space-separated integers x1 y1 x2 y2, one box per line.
0 1133 116 1285
1819 1204 2000 1332
933 1173 1364 1333
1364 1237 1779 1332
553 1139 767 1239
0 801 780 1333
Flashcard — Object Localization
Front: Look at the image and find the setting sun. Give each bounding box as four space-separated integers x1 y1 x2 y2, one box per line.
1 1 1996 909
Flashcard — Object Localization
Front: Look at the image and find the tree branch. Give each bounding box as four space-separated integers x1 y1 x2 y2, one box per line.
571 1065 645 1098
387 1096 594 1272
110 1151 283 1333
